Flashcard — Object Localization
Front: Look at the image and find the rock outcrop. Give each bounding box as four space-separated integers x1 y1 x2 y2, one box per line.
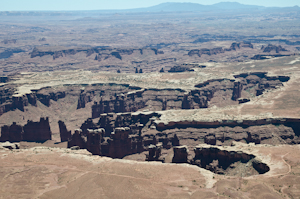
228 42 253 50
168 65 194 73
67 112 183 159
30 46 163 61
58 120 71 142
77 92 93 109
172 145 189 163
105 127 132 158
251 54 291 60
261 44 287 53
67 128 105 155
187 72 289 108
188 47 224 57
87 73 286 117
0 117 52 143
0 122 23 142
188 42 254 57
146 144 164 162
252 159 270 174
0 86 68 116
35 90 66 107
68 127 132 158
91 87 186 118
156 118 300 145
0 72 289 118
231 81 243 100
192 145 269 175
67 129 86 150
23 118 52 142
86 129 105 155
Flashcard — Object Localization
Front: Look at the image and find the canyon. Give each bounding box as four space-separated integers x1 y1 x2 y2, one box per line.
1 3 300 198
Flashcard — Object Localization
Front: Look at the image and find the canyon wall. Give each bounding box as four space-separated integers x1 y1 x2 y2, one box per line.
0 117 52 142
0 72 289 119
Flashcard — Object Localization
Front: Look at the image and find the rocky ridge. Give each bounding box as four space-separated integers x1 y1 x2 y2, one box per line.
30 46 164 60
188 42 253 57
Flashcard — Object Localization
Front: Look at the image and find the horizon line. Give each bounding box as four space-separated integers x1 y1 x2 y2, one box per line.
0 2 299 12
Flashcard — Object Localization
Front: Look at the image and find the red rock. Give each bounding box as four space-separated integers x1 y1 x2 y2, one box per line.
58 120 71 142
23 117 52 142
172 145 189 163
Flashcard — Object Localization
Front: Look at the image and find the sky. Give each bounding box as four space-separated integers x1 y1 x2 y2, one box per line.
0 0 299 11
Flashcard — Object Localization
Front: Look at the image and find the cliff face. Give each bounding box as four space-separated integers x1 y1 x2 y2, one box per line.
67 127 132 158
77 92 93 109
188 47 224 57
172 145 189 163
193 146 270 175
156 118 300 145
0 122 23 142
67 128 105 155
188 42 254 57
23 118 52 142
261 44 287 53
192 72 289 106
231 81 243 100
91 94 146 118
36 91 66 107
64 111 300 173
30 46 163 61
90 88 186 118
0 86 67 116
229 42 253 50
87 72 288 118
67 112 179 158
0 72 289 119
58 120 71 142
0 117 52 142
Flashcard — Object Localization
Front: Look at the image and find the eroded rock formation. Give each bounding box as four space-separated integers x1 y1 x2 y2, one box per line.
156 118 300 145
188 47 224 57
0 86 68 116
0 122 23 142
192 145 270 176
188 42 254 57
89 73 288 117
261 44 287 53
229 42 253 50
58 120 71 142
91 88 185 118
168 65 194 73
30 46 163 61
172 145 189 163
0 72 289 118
67 112 180 158
0 117 52 142
23 118 52 142
146 143 164 162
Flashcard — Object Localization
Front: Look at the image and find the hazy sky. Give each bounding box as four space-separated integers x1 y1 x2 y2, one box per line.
1 0 299 11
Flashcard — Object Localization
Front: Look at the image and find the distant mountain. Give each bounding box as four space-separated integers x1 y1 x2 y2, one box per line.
212 2 265 10
129 2 266 12
139 2 210 12
0 2 299 17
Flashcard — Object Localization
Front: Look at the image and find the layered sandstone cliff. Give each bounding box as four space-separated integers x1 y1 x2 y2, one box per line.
0 117 52 142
